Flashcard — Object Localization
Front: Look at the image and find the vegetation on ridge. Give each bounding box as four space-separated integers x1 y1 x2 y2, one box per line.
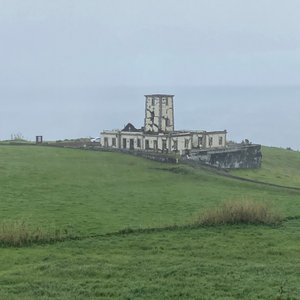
195 200 283 226
0 220 77 247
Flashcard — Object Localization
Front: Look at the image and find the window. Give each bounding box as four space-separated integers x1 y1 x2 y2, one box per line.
166 118 170 127
209 137 213 147
198 136 203 146
104 137 108 147
173 140 178 151
162 140 167 150
185 139 189 148
130 139 134 150
112 138 116 147
219 137 223 146
137 139 141 148
145 140 149 150
152 98 155 106
166 98 168 106
153 140 158 150
123 138 127 149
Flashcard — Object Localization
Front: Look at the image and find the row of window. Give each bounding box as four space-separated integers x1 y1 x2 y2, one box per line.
150 98 169 106
104 137 178 150
104 136 224 149
206 137 223 147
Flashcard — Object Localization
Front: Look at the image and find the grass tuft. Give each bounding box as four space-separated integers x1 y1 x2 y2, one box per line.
195 200 283 226
0 220 77 247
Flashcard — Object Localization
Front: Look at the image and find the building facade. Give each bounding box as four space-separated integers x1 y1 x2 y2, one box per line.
101 94 227 155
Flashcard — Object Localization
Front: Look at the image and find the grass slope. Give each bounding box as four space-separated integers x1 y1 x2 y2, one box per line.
0 146 299 234
0 222 299 300
231 146 300 188
0 145 300 299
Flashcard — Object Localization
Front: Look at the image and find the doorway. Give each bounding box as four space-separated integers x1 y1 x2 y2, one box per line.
130 139 134 150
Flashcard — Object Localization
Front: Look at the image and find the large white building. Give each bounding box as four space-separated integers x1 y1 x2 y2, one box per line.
101 94 227 155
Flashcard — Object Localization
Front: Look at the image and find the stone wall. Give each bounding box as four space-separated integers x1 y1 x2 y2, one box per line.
47 141 262 169
129 150 178 164
96 144 262 169
82 146 178 164
188 144 262 169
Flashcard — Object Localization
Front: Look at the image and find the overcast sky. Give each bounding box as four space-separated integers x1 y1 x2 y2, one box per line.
0 1 300 149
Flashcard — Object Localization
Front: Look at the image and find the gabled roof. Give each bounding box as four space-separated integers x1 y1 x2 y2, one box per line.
121 123 141 132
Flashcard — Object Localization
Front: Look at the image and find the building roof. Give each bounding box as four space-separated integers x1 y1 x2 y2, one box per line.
121 123 141 132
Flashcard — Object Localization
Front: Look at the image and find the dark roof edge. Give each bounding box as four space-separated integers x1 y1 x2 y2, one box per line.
144 94 175 97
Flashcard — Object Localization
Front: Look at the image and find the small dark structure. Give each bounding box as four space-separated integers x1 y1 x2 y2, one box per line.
36 136 43 144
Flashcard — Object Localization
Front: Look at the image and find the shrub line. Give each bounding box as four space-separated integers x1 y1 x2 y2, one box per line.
0 204 290 248
0 221 286 248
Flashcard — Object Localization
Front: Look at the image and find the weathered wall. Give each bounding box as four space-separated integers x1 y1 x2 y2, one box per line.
188 144 262 169
47 141 261 169
93 147 178 164
97 144 262 169
144 95 174 133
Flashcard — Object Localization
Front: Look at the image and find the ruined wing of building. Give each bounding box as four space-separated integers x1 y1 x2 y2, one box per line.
101 94 226 154
101 94 262 169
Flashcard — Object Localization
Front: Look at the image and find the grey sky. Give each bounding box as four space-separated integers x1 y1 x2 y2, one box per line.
0 1 300 148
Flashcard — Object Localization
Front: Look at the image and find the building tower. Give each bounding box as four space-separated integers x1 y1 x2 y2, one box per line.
144 94 174 133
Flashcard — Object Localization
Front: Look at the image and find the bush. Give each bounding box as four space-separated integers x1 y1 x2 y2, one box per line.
0 221 76 247
195 200 283 226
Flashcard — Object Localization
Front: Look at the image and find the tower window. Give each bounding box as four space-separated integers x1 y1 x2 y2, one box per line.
166 118 170 127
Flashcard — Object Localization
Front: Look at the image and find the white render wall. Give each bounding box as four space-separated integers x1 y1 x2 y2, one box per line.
102 132 144 150
144 95 174 133
101 130 226 155
205 132 226 148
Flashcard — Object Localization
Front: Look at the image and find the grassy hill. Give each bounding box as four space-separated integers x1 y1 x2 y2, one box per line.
0 145 299 299
231 146 300 188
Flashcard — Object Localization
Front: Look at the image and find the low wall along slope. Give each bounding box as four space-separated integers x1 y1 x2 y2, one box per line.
189 144 262 169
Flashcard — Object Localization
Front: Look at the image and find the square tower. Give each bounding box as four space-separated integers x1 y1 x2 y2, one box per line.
144 94 174 133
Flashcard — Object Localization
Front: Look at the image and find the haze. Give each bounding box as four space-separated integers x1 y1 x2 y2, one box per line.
0 1 300 149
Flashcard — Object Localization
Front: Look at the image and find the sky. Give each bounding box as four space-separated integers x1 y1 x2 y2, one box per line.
0 0 300 149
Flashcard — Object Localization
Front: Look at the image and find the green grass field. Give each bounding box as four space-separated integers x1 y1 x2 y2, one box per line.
0 145 299 299
231 146 300 188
